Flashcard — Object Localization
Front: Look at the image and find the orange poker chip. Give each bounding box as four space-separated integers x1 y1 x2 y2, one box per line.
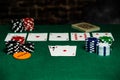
13 51 31 60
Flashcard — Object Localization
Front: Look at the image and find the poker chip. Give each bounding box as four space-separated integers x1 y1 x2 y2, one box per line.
13 51 31 60
97 43 110 56
5 41 20 55
11 18 34 32
11 36 25 44
11 19 24 32
22 18 34 31
85 37 99 53
99 36 113 45
19 42 35 53
5 40 35 55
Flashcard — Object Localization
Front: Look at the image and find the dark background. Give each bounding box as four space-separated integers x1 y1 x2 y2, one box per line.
0 0 119 24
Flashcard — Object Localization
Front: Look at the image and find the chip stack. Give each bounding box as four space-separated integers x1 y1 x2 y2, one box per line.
97 43 110 56
11 36 25 44
99 36 113 46
5 41 20 55
11 19 24 32
85 37 99 53
20 42 35 53
22 18 34 31
5 40 35 55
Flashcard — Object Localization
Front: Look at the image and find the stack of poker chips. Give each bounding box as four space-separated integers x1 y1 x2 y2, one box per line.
97 36 113 56
97 43 110 56
11 19 24 32
5 41 20 55
85 36 113 56
99 36 113 46
20 42 35 53
22 18 34 31
11 18 34 32
85 37 99 53
5 36 34 55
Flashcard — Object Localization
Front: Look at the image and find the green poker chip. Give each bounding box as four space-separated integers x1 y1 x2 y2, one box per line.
99 36 113 45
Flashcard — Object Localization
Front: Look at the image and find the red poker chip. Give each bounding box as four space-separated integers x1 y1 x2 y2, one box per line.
22 18 34 31
11 36 25 44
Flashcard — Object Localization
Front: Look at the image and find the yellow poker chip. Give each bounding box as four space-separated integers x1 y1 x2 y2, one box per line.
13 52 31 60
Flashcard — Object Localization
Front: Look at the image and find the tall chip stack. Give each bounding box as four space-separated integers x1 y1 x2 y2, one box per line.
22 18 34 31
20 42 35 53
97 36 114 56
85 37 99 53
11 19 24 32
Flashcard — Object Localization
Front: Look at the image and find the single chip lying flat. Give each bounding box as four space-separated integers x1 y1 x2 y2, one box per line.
13 51 31 60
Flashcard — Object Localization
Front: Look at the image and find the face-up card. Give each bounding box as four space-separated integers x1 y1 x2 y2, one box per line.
71 33 90 41
48 45 77 56
49 33 69 41
5 33 27 41
27 33 48 41
92 32 114 41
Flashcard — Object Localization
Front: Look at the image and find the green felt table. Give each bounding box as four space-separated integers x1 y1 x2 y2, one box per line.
0 24 120 80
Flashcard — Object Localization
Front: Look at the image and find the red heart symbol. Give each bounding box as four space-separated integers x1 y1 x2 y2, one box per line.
63 50 67 52
79 35 82 37
36 36 40 38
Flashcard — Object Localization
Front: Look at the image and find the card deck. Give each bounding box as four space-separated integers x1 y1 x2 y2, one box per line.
48 45 77 56
71 33 90 41
92 32 114 41
72 22 100 32
27 33 48 41
49 33 69 41
5 33 27 41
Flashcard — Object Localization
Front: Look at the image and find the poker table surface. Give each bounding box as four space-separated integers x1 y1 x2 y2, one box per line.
0 24 120 80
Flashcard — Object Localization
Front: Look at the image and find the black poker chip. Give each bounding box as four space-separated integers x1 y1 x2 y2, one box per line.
11 19 24 32
5 40 35 55
20 42 35 53
5 41 20 55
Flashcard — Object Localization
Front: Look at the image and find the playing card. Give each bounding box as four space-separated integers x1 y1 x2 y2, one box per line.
27 33 48 41
5 33 27 41
71 33 90 41
72 22 100 32
92 32 114 41
48 45 77 56
49 33 69 41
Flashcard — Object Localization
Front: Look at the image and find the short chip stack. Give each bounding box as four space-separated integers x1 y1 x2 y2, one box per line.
97 43 110 56
99 36 113 45
11 18 34 32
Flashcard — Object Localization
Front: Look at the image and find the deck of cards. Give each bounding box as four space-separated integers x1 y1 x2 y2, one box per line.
72 22 100 32
48 45 77 56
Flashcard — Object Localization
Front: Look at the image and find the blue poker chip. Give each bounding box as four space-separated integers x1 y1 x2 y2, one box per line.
85 37 99 53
